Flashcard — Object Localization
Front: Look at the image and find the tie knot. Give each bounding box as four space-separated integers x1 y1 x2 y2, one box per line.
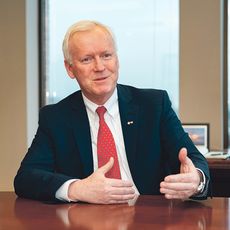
96 106 107 119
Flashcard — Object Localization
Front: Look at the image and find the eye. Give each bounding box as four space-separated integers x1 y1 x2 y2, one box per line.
101 53 113 60
80 56 93 64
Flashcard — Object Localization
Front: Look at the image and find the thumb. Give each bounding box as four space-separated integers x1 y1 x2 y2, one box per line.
98 157 114 175
179 147 195 173
178 147 188 164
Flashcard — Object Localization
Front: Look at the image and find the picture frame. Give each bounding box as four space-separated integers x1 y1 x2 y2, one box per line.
182 123 209 155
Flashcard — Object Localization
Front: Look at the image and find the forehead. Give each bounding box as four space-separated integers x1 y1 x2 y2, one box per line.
69 27 115 52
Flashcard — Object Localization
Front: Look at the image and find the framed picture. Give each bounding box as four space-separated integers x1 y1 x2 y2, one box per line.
182 123 209 155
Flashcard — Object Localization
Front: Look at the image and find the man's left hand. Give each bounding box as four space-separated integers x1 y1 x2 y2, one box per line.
160 147 201 199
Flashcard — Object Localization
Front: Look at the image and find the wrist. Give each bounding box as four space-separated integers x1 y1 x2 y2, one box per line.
68 180 82 202
195 169 206 195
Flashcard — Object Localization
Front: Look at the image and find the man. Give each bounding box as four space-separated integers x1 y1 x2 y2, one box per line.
14 20 210 204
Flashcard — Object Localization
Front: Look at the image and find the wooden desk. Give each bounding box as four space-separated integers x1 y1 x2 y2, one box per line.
0 192 229 230
208 158 230 197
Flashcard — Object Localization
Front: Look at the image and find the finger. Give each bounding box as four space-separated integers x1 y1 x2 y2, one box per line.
160 181 196 191
109 187 135 195
163 172 194 183
178 148 196 173
98 157 114 175
108 193 136 203
108 178 133 187
164 192 190 200
178 147 187 164
160 187 190 195
160 187 192 200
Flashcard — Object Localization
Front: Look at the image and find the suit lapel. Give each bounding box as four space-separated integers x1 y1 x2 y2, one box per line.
69 92 93 177
117 85 139 178
68 86 139 178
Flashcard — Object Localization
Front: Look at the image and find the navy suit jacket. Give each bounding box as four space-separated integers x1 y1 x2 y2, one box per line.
14 84 210 201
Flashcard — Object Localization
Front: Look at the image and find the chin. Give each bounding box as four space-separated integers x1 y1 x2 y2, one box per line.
97 84 115 94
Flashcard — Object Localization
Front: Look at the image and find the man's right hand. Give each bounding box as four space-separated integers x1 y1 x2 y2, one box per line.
68 157 136 204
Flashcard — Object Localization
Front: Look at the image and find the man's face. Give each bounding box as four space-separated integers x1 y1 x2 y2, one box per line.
65 27 119 105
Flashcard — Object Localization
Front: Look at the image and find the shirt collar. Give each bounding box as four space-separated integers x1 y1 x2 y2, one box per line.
82 88 118 118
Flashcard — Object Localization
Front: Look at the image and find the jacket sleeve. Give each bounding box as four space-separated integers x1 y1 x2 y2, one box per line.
159 91 211 198
14 106 75 202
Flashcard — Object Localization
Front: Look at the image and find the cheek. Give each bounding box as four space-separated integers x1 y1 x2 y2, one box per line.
74 67 89 79
113 60 119 73
76 70 94 88
107 62 119 75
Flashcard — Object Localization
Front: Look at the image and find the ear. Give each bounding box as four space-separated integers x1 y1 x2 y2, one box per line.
64 60 75 79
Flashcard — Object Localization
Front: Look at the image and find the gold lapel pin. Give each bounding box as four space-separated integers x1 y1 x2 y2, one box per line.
127 121 134 125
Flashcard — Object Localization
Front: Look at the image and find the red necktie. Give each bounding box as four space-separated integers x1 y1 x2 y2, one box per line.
96 106 121 179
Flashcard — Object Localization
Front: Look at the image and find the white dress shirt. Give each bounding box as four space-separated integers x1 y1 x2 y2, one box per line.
55 88 139 201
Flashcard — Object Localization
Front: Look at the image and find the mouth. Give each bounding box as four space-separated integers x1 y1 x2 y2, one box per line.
94 76 108 81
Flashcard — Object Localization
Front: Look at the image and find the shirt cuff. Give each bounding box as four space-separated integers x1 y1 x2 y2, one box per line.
196 168 206 187
194 168 206 195
55 179 78 202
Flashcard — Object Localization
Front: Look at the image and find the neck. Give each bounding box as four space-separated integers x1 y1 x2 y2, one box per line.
83 91 116 106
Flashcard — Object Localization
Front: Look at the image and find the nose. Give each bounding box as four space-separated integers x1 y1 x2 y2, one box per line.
94 56 105 71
